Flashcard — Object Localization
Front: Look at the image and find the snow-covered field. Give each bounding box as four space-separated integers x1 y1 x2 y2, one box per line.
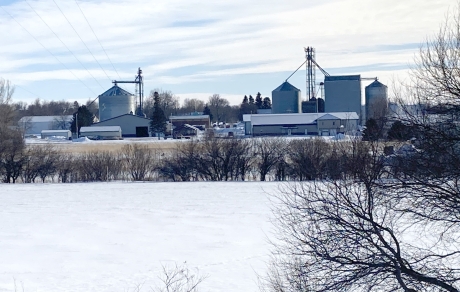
0 182 279 292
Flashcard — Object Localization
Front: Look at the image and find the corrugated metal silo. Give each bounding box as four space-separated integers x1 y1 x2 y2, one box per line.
271 81 302 114
98 85 136 122
365 80 388 121
324 75 362 119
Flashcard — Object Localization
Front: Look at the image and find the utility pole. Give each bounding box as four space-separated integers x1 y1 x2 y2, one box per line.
76 112 79 138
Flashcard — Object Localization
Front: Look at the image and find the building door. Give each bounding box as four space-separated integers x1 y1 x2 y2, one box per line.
136 127 149 137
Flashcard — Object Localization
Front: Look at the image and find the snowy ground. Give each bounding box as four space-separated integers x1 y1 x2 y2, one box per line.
0 182 280 292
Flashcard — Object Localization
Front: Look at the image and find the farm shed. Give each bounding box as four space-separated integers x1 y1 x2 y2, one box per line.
91 114 151 137
41 130 72 140
80 126 122 140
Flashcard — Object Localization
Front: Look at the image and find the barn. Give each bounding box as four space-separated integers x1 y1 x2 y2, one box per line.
90 114 151 137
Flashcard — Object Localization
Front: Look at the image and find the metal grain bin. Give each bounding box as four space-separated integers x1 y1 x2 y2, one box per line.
271 81 302 114
98 85 136 122
365 80 388 121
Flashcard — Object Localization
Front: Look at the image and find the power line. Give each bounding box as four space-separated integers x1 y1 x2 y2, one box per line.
24 0 106 91
74 0 121 80
14 85 43 99
0 6 98 96
51 0 113 82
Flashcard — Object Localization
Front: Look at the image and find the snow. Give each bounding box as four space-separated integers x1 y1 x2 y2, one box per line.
0 182 278 292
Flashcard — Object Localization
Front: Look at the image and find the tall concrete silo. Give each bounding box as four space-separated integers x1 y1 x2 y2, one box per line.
98 85 136 122
324 75 362 119
272 81 302 114
365 79 388 121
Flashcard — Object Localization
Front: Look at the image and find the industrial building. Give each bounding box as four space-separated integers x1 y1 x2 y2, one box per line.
243 112 359 136
90 114 151 137
18 115 73 135
324 75 362 119
98 85 136 122
365 79 388 121
271 81 302 114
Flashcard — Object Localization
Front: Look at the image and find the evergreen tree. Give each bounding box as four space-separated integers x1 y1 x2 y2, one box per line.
262 97 272 109
362 118 380 141
249 95 255 104
255 92 263 109
149 92 167 136
70 105 94 135
203 104 213 122
387 120 411 141
239 95 258 120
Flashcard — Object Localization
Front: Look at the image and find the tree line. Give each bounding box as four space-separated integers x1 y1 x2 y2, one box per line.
0 135 419 184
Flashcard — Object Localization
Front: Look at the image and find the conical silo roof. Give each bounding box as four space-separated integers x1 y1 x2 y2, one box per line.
99 85 134 97
273 81 300 92
366 80 387 88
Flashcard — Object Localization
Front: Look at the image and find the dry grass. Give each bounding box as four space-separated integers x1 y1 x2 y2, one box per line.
26 139 184 154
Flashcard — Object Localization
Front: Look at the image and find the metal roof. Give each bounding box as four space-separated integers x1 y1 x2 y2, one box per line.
366 80 387 88
19 115 73 123
81 126 121 132
272 81 300 92
245 112 359 126
170 115 210 120
317 112 359 120
41 130 71 133
325 75 361 81
99 85 134 97
92 113 150 125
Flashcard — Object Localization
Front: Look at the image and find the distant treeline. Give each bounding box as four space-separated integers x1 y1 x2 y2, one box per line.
13 90 272 124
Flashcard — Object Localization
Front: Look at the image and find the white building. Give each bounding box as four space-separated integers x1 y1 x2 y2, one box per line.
80 126 122 140
18 115 73 135
243 112 359 136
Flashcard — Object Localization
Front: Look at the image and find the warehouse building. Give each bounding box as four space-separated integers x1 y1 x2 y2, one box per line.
90 114 151 137
243 112 359 136
18 115 73 135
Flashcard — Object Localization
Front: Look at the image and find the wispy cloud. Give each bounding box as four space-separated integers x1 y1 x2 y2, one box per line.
0 0 454 104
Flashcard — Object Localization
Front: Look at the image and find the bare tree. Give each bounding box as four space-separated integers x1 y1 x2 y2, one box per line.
145 89 180 118
207 94 229 123
286 138 330 181
0 78 15 127
264 175 460 292
153 263 206 292
180 98 205 115
254 138 286 181
56 153 74 183
122 144 155 181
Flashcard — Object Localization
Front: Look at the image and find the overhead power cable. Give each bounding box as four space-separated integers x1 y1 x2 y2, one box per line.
24 0 105 91
51 0 113 82
0 6 98 96
74 0 121 80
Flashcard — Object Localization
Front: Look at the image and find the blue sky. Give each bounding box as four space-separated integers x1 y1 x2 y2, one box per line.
0 0 455 106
